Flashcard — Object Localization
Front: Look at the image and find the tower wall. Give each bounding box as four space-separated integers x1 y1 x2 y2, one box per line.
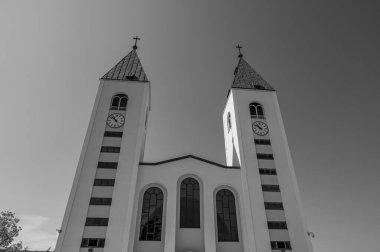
55 47 313 252
104 80 150 252
55 80 150 252
223 88 313 252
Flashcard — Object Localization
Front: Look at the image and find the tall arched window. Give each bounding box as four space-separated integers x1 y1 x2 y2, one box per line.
227 112 232 132
216 189 239 242
139 187 164 241
249 102 265 119
111 94 128 110
180 177 200 228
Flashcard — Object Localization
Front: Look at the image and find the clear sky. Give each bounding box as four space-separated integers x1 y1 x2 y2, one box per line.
1 0 379 251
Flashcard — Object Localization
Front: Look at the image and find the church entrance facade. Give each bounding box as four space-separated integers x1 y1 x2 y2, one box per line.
54 41 314 252
133 158 244 252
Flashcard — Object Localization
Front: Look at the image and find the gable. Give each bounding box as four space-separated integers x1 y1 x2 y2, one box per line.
140 155 239 169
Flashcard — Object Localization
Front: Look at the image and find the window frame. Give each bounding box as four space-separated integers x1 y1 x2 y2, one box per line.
85 218 109 226
227 112 232 132
256 153 274 160
110 94 128 111
81 238 105 248
262 184 281 192
254 139 271 145
97 162 118 169
100 146 121 153
249 102 265 119
179 177 201 228
215 188 240 242
89 197 112 205
93 179 115 186
104 131 123 137
270 241 292 250
264 202 284 210
138 186 165 241
267 221 288 229
259 168 277 175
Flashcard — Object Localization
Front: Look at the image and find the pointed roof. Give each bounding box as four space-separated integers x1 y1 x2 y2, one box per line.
101 49 148 81
232 57 275 91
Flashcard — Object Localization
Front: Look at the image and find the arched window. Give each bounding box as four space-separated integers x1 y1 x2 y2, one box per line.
180 178 200 228
227 112 232 132
249 102 265 119
139 187 164 241
216 189 239 242
111 94 128 110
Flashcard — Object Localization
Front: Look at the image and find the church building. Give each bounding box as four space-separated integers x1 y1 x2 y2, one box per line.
54 39 314 252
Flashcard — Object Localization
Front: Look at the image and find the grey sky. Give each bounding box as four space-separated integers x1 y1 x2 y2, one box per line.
1 0 379 251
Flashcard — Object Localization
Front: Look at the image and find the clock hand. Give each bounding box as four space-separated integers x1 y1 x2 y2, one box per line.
257 125 263 130
111 115 118 122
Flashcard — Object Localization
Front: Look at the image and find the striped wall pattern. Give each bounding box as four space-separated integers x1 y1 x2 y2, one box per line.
251 116 293 251
80 103 126 251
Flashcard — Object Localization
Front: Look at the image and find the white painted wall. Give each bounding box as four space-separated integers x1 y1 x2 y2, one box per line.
133 184 167 252
136 158 244 252
103 80 150 252
223 90 270 252
55 79 150 252
175 175 204 252
223 88 313 252
56 74 312 252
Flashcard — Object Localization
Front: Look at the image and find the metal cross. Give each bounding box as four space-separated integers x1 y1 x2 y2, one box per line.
133 36 140 49
236 44 243 58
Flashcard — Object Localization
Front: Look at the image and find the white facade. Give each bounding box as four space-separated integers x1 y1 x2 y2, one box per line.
55 48 314 252
223 89 313 252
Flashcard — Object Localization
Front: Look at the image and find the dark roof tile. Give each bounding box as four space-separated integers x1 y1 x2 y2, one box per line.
232 58 274 91
101 49 148 81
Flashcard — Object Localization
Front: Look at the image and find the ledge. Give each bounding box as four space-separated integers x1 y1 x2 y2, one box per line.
140 155 240 169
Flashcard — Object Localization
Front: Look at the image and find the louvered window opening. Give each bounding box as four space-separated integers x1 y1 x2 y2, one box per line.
257 153 274 160
110 94 128 111
271 241 292 250
264 202 284 210
97 162 118 169
262 184 280 192
81 238 105 248
89 197 112 205
268 221 288 229
93 179 115 186
259 168 277 175
85 218 109 226
104 131 123 137
101 146 120 153
254 139 271 145
249 103 265 119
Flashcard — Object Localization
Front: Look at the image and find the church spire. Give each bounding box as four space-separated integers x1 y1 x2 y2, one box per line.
101 37 148 81
231 46 274 91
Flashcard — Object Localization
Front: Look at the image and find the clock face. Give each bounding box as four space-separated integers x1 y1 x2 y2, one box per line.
252 121 269 136
107 113 125 128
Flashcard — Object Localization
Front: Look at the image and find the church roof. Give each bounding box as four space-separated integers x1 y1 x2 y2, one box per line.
101 49 148 82
232 57 275 91
140 155 240 169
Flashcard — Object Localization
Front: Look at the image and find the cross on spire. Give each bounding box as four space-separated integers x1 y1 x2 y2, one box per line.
133 36 140 50
236 44 243 58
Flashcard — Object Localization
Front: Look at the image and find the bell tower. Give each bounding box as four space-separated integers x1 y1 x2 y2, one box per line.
223 48 313 252
55 39 151 252
55 40 314 252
